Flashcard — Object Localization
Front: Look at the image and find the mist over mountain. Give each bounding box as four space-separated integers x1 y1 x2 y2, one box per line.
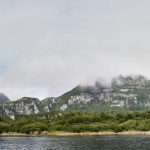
1 74 150 116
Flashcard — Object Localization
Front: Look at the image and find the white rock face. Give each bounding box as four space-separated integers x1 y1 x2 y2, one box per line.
60 104 68 111
120 89 129 92
67 93 93 106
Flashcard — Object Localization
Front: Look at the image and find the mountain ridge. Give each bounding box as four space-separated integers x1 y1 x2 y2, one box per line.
1 75 150 116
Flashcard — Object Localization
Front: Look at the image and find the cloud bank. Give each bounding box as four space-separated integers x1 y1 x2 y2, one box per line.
0 0 150 99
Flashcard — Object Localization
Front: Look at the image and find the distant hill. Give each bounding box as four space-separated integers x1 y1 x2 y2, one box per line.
1 75 150 116
0 93 9 105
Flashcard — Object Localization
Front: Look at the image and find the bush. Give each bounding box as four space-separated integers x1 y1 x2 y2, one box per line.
137 120 150 131
120 120 138 131
67 124 99 133
0 122 10 133
111 124 124 133
20 122 48 134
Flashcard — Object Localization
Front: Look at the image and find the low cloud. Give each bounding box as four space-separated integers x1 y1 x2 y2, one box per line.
0 0 150 100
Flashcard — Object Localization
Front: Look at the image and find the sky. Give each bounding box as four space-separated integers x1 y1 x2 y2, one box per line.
1 0 150 100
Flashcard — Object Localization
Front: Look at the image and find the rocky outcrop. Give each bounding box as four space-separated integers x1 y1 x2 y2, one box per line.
41 97 59 112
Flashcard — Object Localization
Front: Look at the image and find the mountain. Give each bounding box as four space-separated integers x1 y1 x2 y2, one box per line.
0 97 40 116
0 93 9 105
40 75 150 112
1 75 150 116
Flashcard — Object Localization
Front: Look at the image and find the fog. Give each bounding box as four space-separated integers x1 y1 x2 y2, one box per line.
0 0 150 100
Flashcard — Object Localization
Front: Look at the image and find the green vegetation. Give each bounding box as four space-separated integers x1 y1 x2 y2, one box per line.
1 111 150 134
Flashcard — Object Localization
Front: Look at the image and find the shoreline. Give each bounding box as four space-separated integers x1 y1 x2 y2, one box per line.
1 131 150 137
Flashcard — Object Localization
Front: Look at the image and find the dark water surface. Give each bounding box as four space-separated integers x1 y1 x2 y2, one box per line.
0 136 150 150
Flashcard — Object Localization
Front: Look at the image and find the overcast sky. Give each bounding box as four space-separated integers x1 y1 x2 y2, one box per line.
1 0 150 100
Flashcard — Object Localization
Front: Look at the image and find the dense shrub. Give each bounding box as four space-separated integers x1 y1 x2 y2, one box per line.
0 122 10 133
20 122 48 134
137 120 150 131
1 111 150 133
112 125 124 133
120 120 138 131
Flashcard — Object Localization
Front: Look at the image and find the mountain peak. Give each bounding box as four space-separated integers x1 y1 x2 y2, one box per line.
0 93 9 105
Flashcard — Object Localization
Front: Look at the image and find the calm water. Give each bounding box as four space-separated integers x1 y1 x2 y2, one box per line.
0 136 150 150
